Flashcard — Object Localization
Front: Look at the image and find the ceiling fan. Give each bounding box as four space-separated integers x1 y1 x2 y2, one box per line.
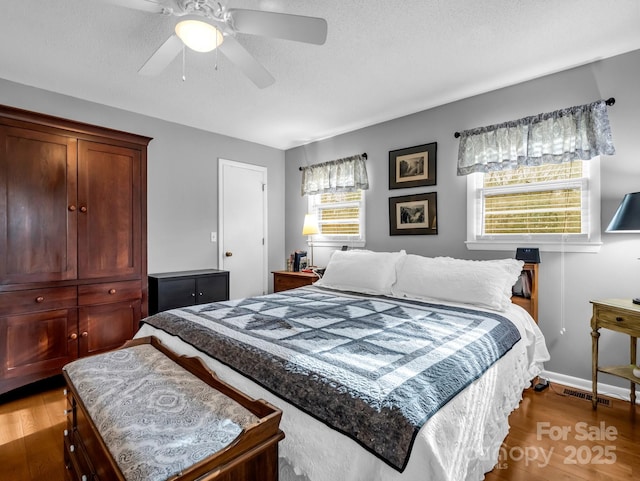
101 0 328 88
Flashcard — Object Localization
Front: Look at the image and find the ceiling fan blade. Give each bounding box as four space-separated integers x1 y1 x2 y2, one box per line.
138 34 183 76
227 9 328 45
97 0 168 14
218 36 275 88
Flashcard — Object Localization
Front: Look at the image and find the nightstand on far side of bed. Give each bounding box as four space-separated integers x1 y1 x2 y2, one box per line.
273 271 318 292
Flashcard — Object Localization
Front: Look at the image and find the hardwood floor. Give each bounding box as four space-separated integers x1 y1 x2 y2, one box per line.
0 378 638 481
484 383 639 481
0 376 67 481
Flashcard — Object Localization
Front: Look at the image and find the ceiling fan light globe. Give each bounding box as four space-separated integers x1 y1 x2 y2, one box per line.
175 19 224 52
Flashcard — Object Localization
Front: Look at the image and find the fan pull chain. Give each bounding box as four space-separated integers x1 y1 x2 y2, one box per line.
214 34 219 71
182 45 186 81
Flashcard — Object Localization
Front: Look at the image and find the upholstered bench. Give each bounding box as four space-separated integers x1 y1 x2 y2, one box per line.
62 336 284 481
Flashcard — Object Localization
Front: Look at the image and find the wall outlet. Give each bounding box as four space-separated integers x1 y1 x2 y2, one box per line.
210 232 217 243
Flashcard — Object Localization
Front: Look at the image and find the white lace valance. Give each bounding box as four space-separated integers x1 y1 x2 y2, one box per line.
457 99 616 176
301 154 369 195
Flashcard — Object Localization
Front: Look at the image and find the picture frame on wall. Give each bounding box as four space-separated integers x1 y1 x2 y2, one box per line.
388 142 437 189
389 192 438 235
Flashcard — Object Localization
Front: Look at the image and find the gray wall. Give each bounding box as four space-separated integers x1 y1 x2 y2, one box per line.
0 78 285 289
285 49 640 387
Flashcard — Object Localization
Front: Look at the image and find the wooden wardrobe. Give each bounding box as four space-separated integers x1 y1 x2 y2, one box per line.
0 105 151 395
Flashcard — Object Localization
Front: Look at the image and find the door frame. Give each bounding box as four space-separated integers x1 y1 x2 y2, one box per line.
218 158 268 296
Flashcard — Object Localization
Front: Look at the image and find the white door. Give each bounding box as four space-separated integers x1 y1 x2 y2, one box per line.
218 159 267 299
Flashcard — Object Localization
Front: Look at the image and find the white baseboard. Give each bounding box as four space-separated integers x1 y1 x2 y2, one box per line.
540 369 640 404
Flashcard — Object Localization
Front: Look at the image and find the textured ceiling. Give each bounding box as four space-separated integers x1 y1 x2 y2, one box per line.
1 0 639 149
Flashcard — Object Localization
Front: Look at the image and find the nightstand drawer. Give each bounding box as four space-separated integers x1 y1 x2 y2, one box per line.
594 305 640 330
273 271 317 292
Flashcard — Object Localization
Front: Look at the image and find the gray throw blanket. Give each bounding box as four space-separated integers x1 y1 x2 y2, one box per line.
142 286 520 471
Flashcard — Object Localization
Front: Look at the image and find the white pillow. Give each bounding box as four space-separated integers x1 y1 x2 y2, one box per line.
391 255 524 311
314 249 406 295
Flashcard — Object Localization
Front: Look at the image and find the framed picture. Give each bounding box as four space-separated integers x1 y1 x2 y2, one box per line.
389 142 437 189
389 192 438 235
293 251 307 271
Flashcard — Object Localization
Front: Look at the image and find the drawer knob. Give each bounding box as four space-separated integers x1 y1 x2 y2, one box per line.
225 251 233 257
69 444 75 453
82 475 88 481
108 288 116 295
63 389 67 396
35 296 45 303
81 331 88 338
64 409 71 416
64 429 69 437
69 333 78 340
199 292 203 296
616 316 624 322
79 206 87 213
68 205 76 212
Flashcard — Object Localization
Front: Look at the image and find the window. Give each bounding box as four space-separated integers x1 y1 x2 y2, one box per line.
466 159 601 252
308 190 365 247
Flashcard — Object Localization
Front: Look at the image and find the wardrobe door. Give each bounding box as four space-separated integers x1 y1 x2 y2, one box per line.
0 304 78 384
77 140 141 280
78 300 140 357
0 126 78 284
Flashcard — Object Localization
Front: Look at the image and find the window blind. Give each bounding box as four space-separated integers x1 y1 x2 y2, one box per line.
314 191 362 236
481 161 587 235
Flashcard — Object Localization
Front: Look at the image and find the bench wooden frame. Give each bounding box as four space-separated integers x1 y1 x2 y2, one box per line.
63 336 285 481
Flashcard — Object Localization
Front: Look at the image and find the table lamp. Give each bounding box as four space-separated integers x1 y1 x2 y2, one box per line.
302 214 320 267
606 192 640 304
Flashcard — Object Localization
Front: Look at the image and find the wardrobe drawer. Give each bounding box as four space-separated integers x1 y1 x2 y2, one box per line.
78 281 142 306
0 287 77 315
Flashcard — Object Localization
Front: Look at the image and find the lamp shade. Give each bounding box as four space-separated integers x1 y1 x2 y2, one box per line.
175 18 224 53
606 192 640 232
302 214 320 236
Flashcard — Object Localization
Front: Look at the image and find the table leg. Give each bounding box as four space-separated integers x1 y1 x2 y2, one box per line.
631 336 637 406
591 328 600 409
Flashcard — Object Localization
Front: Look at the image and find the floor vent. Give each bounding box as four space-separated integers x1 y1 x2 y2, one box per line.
562 388 611 407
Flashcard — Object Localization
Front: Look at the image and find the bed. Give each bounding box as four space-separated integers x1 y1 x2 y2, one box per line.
135 251 549 481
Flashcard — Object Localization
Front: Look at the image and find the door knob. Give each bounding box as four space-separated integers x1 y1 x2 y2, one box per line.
225 251 233 257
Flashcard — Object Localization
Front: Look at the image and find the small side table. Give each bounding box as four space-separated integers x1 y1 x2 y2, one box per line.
590 299 640 409
273 271 318 292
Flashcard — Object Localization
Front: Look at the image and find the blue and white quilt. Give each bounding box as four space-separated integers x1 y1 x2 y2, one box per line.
142 286 520 472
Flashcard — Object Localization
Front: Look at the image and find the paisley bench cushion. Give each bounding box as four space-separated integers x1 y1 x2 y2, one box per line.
63 344 259 481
